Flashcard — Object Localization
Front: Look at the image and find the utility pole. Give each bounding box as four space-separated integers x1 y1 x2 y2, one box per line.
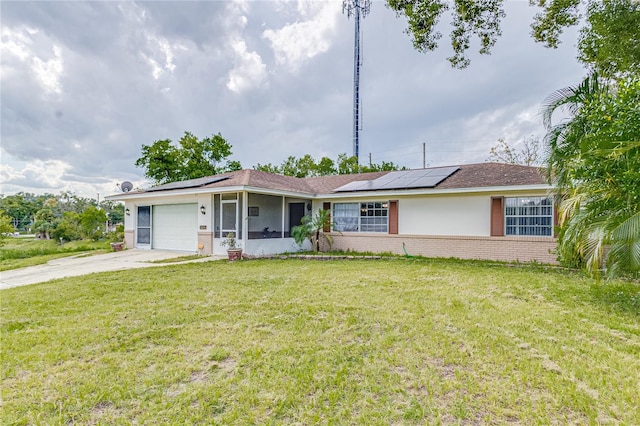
369 152 372 167
423 142 426 168
343 0 371 164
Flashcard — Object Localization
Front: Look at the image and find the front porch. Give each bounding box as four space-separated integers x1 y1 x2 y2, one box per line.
206 191 313 256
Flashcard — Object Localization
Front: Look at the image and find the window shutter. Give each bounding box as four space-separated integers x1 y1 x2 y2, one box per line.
389 200 398 234
323 202 331 232
490 197 504 237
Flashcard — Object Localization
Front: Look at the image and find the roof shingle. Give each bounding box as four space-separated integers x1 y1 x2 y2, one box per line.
436 163 547 189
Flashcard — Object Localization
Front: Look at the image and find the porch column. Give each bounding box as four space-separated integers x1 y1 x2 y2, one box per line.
281 196 285 238
242 191 248 242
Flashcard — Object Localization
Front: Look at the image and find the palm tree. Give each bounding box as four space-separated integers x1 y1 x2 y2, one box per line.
542 74 640 278
291 209 334 252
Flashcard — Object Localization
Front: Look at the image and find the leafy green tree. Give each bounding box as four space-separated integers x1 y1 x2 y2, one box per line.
361 160 407 173
254 162 281 174
57 191 96 215
280 156 299 177
543 74 640 277
254 153 403 177
136 132 241 185
180 132 232 180
336 153 362 175
387 0 639 73
79 206 109 241
316 156 338 175
100 200 124 224
291 209 334 252
51 212 82 242
33 208 56 239
294 154 318 178
225 160 243 172
135 139 181 185
0 211 16 246
578 0 640 78
387 0 505 68
0 192 48 231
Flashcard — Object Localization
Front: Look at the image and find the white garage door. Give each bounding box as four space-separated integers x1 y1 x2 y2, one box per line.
152 204 198 251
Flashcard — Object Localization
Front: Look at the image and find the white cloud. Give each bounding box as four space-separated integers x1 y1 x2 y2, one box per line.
226 39 267 93
1 26 64 94
0 26 35 61
223 0 267 93
223 0 250 32
500 105 542 142
262 1 340 71
0 157 134 199
141 35 186 80
31 45 64 94
117 1 147 25
0 159 71 191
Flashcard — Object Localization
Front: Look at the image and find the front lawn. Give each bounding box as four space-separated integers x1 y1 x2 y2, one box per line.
2 259 639 424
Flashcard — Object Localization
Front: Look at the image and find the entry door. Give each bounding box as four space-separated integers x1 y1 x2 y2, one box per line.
221 200 237 237
137 206 151 247
289 203 305 234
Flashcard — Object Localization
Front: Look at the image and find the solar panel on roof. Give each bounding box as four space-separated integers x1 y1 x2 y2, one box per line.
334 180 378 192
334 166 459 192
146 175 231 192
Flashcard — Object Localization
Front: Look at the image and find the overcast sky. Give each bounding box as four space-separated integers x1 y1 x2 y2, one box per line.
1 0 586 198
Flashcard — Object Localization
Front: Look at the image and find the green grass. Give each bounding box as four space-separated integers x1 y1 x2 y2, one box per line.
2 259 639 424
149 254 208 264
0 238 111 271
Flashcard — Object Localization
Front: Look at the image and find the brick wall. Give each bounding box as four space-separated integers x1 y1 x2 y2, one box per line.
328 233 558 264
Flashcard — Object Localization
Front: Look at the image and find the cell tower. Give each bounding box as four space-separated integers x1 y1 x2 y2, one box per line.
343 0 371 163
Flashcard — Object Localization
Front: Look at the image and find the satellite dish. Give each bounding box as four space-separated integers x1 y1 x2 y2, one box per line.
120 181 133 192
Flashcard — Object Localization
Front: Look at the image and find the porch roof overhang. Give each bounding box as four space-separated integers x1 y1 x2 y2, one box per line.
105 185 314 202
106 183 552 203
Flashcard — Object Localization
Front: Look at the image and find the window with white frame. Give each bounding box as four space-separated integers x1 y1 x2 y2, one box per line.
333 202 388 233
505 197 553 236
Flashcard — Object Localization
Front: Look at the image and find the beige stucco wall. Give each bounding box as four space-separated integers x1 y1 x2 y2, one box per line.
198 231 213 255
398 195 490 236
124 229 134 249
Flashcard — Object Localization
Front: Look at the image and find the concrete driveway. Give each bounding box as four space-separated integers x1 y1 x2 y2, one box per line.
0 250 222 290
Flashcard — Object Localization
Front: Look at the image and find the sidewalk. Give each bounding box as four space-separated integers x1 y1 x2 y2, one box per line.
0 250 221 290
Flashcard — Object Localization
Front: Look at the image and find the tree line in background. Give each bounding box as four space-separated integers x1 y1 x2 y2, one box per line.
0 192 124 245
135 132 406 185
254 153 405 177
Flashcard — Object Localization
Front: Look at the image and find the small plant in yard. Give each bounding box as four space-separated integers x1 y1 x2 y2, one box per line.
220 231 240 250
291 209 334 252
220 231 242 261
108 224 125 243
